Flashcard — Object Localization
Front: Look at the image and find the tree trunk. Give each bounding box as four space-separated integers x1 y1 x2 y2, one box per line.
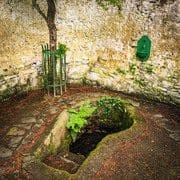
32 0 57 50
48 23 57 51
47 0 57 51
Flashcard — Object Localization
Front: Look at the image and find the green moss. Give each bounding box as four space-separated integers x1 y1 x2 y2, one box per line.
93 68 108 78
116 68 126 75
34 149 42 160
0 75 4 79
82 76 87 85
0 80 43 102
96 0 124 11
134 78 146 87
47 133 56 154
129 63 136 75
0 86 17 101
31 160 70 179
168 74 176 82
57 133 72 152
145 64 154 75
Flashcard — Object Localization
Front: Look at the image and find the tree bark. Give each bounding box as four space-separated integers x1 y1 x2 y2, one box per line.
48 23 57 51
32 0 57 51
47 0 57 50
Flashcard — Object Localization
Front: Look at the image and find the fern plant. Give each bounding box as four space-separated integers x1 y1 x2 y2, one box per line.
66 101 96 142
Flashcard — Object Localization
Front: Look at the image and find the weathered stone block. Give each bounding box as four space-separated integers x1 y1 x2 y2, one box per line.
7 127 25 136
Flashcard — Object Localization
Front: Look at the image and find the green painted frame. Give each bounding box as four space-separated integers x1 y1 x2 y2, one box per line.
136 35 151 62
42 44 67 96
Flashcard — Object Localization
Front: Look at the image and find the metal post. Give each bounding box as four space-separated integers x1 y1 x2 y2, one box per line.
64 54 67 92
60 54 63 95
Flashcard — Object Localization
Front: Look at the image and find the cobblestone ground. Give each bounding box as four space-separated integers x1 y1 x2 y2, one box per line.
0 85 179 179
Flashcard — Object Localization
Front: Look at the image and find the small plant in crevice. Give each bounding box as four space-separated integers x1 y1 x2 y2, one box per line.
129 63 136 75
66 101 96 142
134 78 146 87
56 43 69 55
116 68 126 75
145 65 154 75
82 77 87 85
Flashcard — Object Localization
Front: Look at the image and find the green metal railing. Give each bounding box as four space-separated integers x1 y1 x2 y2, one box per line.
42 44 67 96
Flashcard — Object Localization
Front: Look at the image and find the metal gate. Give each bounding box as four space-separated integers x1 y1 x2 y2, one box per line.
42 44 67 96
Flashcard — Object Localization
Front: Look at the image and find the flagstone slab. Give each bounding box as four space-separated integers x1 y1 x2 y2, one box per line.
9 136 23 148
15 124 32 130
153 114 163 118
0 146 13 158
6 127 25 136
21 117 36 124
49 107 59 115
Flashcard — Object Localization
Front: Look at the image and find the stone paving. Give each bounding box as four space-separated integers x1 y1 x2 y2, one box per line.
0 86 179 179
153 114 180 142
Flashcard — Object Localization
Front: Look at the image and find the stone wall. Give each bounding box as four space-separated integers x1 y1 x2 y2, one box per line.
0 0 48 100
0 0 179 104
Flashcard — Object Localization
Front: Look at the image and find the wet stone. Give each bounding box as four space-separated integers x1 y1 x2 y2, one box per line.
33 124 41 130
169 131 180 142
49 107 58 114
59 99 70 103
9 136 23 148
68 101 77 106
23 155 35 164
153 114 163 118
163 126 174 133
32 111 40 116
0 146 13 158
36 119 44 125
128 100 140 107
41 113 48 117
11 170 19 177
21 117 36 124
22 152 30 156
15 124 32 130
161 118 169 122
154 118 167 124
0 167 5 175
155 118 176 132
21 132 33 145
7 127 25 136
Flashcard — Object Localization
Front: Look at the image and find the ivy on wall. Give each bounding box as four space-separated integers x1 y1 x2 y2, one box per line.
96 0 124 10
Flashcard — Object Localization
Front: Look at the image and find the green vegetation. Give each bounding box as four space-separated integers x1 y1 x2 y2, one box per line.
129 63 136 75
56 43 69 55
47 133 56 154
134 78 146 87
67 97 133 142
94 97 132 130
145 64 154 75
96 0 124 10
66 101 96 142
116 68 126 75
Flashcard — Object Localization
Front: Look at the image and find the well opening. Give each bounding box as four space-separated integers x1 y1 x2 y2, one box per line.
40 96 134 174
69 97 133 156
